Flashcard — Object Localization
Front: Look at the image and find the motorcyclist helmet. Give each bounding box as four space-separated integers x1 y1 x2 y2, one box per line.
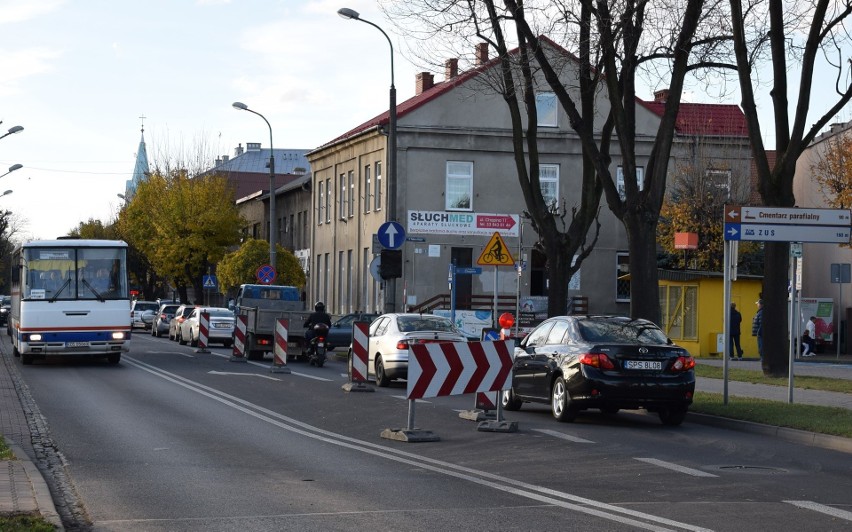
315 301 325 312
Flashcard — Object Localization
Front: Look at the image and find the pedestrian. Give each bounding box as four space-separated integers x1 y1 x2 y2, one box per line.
752 299 763 360
802 315 817 357
729 302 743 360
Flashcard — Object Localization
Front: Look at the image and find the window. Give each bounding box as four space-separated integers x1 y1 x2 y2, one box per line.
374 161 382 211
317 180 325 225
659 285 698 341
364 164 372 213
339 173 347 220
706 169 732 199
325 178 332 223
540 164 559 212
446 161 473 210
616 252 630 302
536 92 557 127
616 166 644 200
348 170 354 218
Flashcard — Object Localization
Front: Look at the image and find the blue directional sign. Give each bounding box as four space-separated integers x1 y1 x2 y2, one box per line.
455 267 483 275
377 221 406 249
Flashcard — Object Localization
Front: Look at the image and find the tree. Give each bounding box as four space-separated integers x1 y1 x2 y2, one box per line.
217 239 307 293
811 132 852 210
117 170 244 303
730 0 852 376
384 0 725 322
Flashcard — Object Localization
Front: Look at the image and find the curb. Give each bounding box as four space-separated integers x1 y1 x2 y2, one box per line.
687 412 852 454
7 443 63 531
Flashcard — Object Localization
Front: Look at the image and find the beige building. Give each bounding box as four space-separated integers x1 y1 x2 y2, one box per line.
305 39 752 322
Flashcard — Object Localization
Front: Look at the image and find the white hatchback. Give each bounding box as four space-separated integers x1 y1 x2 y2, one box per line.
178 307 235 347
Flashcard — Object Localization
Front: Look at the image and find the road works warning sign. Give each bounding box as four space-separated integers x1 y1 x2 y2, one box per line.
477 232 515 266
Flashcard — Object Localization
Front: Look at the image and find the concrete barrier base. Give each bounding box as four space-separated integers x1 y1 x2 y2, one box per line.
477 420 518 433
342 382 374 392
458 409 496 421
380 428 440 442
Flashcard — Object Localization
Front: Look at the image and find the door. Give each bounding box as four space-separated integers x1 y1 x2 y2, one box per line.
451 247 473 309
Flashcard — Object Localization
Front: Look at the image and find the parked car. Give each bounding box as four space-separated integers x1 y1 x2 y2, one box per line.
178 307 235 347
359 313 468 387
151 303 181 337
501 315 696 425
130 300 160 329
0 295 10 326
326 312 380 351
169 304 197 341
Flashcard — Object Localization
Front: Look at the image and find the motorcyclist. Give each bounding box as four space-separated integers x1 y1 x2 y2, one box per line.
304 301 332 347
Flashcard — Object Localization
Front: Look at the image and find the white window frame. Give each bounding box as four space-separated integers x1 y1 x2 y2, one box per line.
616 166 644 200
325 178 331 224
339 173 347 220
348 170 354 218
317 180 325 225
445 161 473 211
364 164 372 214
536 92 558 127
540 164 559 213
374 161 382 212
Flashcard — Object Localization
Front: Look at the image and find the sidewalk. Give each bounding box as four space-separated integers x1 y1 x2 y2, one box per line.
0 344 63 529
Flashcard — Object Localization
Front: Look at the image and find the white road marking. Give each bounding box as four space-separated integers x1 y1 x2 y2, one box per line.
785 500 852 522
125 356 711 532
391 395 431 403
634 458 718 478
532 428 594 443
208 352 332 381
208 371 281 381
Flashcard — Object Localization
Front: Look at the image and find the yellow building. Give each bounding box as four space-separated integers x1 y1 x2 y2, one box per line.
657 270 763 358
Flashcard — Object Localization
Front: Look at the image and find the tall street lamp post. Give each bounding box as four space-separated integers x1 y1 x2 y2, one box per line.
338 7 398 312
0 164 22 179
232 101 277 269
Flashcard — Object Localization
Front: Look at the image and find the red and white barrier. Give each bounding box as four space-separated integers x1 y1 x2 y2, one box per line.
196 312 210 353
231 314 247 362
407 340 513 400
351 321 369 382
271 318 290 373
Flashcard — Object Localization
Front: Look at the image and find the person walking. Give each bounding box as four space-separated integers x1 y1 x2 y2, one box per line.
729 302 744 360
752 299 763 360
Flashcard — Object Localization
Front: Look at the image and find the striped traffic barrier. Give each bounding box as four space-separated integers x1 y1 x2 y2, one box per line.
342 321 373 392
270 318 291 374
195 312 210 353
230 314 247 363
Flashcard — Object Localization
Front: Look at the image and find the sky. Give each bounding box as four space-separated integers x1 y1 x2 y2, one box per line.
1 0 850 241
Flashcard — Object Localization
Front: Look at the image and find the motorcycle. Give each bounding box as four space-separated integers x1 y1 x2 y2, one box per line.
306 323 329 367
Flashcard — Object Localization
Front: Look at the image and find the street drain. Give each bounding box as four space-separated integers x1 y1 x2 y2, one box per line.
714 465 789 475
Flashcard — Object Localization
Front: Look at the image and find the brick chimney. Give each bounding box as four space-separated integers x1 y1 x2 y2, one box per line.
475 42 489 66
416 72 434 95
234 143 244 157
654 89 669 103
445 58 459 80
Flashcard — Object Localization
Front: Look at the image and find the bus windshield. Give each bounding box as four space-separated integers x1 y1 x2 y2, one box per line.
22 246 128 301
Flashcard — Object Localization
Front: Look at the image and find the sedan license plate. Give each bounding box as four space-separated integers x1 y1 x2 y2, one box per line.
625 360 662 370
66 341 89 347
213 323 231 329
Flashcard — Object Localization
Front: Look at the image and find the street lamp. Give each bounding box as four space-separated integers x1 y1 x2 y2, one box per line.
0 125 23 141
0 164 22 179
232 101 277 268
338 7 398 312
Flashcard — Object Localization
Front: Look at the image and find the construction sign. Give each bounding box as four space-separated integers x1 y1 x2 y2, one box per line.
477 232 515 266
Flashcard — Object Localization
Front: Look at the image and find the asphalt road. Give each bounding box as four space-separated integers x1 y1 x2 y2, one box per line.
11 333 852 531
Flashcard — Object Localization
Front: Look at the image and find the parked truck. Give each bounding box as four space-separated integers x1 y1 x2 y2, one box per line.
231 284 312 360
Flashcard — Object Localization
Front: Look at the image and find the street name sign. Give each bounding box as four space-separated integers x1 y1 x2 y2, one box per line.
723 205 852 243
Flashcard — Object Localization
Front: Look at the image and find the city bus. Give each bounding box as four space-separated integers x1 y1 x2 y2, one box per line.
9 239 132 364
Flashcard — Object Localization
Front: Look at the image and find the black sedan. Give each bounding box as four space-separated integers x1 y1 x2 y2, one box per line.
501 315 695 425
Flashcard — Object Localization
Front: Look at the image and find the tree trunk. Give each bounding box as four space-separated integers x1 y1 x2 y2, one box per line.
624 213 662 325
761 241 790 377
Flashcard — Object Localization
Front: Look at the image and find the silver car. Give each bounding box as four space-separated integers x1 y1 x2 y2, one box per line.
364 313 467 387
151 303 180 337
178 307 235 347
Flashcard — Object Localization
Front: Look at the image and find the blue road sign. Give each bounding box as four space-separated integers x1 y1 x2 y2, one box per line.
455 267 483 275
202 275 218 290
256 264 277 284
377 221 406 249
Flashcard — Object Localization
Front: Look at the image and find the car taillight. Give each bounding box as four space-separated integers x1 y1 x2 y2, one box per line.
396 340 410 350
671 356 695 372
578 353 615 370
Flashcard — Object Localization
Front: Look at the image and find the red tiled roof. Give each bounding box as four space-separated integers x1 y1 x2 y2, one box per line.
316 36 747 150
639 100 748 137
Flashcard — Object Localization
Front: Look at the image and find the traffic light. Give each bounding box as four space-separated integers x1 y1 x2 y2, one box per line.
379 249 402 279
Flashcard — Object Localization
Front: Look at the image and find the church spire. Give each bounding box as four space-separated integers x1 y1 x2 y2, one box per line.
125 115 150 199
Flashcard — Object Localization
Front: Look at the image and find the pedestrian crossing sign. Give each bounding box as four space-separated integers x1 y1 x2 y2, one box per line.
477 232 515 266
203 275 218 290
